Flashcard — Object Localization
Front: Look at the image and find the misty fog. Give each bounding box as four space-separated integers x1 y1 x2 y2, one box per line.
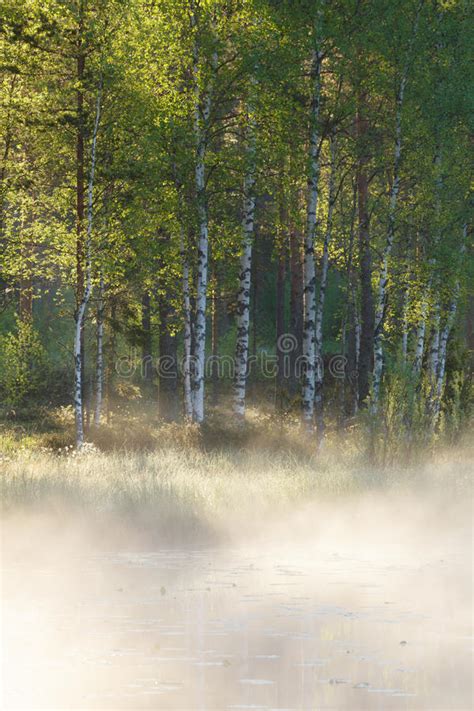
2 475 472 710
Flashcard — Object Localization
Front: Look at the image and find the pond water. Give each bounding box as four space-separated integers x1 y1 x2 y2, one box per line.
2 516 472 710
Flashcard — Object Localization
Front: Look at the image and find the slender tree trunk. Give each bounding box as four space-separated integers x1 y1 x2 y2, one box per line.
233 104 256 418
74 84 101 448
429 303 441 382
158 295 178 421
431 294 457 422
314 131 336 440
401 286 409 363
75 24 86 434
302 48 323 427
251 230 258 360
413 292 428 376
211 269 219 405
180 224 193 420
289 223 303 396
141 291 153 390
191 14 215 424
94 275 104 427
275 237 286 411
356 94 374 406
343 180 359 416
431 230 466 425
372 2 421 409
106 297 116 424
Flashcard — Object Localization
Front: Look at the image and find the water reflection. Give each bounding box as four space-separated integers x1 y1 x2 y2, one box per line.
3 535 472 709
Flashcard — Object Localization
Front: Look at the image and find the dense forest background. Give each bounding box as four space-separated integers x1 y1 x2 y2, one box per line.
0 0 472 455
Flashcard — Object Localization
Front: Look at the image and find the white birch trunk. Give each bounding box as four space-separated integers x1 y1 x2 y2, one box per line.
302 48 323 427
94 274 104 427
372 2 421 412
432 293 457 422
181 224 193 421
429 302 441 382
401 285 409 363
372 85 405 411
191 12 215 424
233 107 256 419
431 232 466 424
74 84 101 448
413 293 428 376
314 131 336 436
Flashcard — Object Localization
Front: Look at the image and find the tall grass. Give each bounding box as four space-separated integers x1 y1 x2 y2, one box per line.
1 410 472 543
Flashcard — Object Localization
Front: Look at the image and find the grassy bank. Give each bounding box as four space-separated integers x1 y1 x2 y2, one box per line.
1 409 472 545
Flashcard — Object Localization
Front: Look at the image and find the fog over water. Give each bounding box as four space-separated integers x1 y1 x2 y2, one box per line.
1 487 472 710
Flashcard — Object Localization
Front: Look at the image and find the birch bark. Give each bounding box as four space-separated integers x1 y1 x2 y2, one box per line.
74 84 101 448
431 231 466 424
234 104 256 418
181 223 193 421
401 286 409 363
356 94 374 407
314 131 336 438
191 8 215 423
302 47 323 426
372 1 422 411
94 274 104 427
431 292 458 423
429 302 441 381
413 293 428 375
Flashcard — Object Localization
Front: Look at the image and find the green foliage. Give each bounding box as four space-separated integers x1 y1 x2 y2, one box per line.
0 318 49 406
0 0 471 450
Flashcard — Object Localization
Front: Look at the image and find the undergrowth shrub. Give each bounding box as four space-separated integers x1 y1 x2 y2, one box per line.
0 319 49 407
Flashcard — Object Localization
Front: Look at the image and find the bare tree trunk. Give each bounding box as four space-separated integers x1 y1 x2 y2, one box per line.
234 103 256 418
191 10 215 424
106 297 116 424
343 180 360 416
94 275 104 427
211 269 219 405
401 286 409 363
158 295 178 421
302 48 323 427
74 83 101 448
431 294 457 424
275 236 286 411
75 20 86 437
356 94 374 407
429 302 441 382
289 223 303 396
141 291 153 389
413 292 428 376
431 230 466 425
372 0 422 410
180 224 193 420
314 131 336 441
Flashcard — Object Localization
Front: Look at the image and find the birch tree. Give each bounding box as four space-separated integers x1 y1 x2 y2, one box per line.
74 84 101 448
181 223 193 421
94 275 104 426
234 101 256 419
302 44 323 427
314 130 336 440
190 5 216 424
372 0 422 411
